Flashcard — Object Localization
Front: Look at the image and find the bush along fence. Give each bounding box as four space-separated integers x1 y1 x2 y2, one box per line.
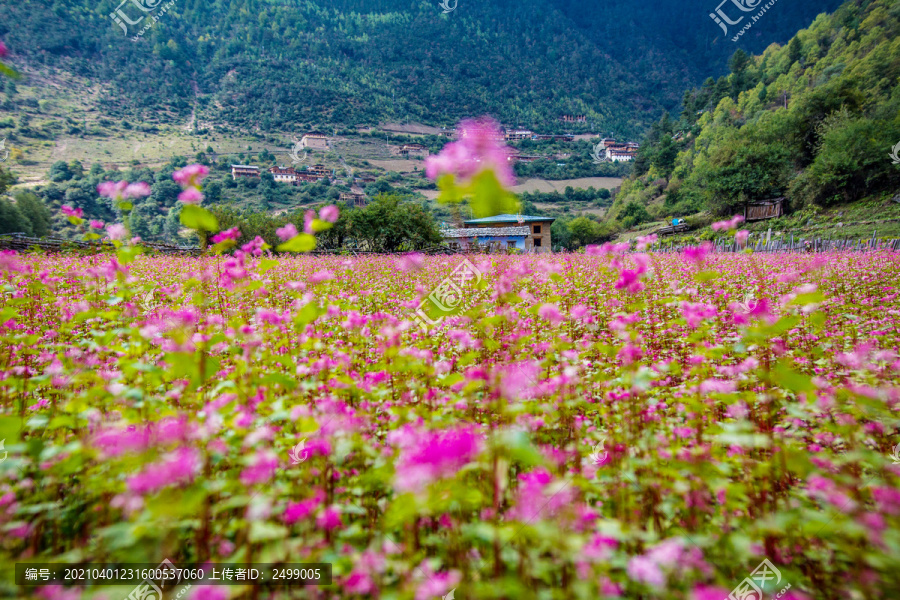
0 233 202 256
656 231 900 253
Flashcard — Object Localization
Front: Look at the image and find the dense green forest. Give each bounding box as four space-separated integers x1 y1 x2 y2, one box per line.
0 0 842 137
606 0 900 225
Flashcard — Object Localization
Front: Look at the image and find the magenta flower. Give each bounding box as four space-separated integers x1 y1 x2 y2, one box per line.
711 215 745 231
276 223 299 242
61 205 83 219
538 303 564 325
211 227 241 243
736 229 750 245
89 220 104 229
173 164 210 189
178 187 204 205
683 242 714 265
98 180 151 201
187 585 229 600
317 506 343 531
240 450 279 486
627 555 665 587
0 41 7 59
636 233 658 251
106 223 127 241
394 426 482 493
319 204 339 223
425 117 515 186
126 447 200 495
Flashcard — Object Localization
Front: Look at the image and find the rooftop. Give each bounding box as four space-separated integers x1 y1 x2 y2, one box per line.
231 164 259 169
464 214 555 225
441 226 531 239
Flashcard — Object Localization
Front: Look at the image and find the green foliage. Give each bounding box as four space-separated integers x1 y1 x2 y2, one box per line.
12 191 51 237
614 0 900 218
348 195 444 252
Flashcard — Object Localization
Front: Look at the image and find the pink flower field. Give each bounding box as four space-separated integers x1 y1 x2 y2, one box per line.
1 248 899 600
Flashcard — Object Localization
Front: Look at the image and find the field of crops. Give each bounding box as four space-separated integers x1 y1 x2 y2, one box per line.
1 246 899 600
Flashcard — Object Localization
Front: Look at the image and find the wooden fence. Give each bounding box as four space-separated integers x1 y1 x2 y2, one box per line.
0 233 202 256
655 231 900 254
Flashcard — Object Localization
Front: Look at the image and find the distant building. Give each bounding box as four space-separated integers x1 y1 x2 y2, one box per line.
340 191 368 207
460 125 505 143
507 152 541 164
560 115 587 123
399 143 428 158
532 134 575 142
268 166 299 185
462 214 555 254
505 129 533 141
441 226 531 253
308 164 332 179
300 133 329 150
231 165 260 179
605 146 636 162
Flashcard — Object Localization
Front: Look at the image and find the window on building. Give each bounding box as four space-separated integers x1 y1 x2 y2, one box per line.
533 225 541 234
507 241 516 249
534 238 542 247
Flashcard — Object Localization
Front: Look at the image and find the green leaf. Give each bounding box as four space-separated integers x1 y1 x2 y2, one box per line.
179 205 219 231
0 63 21 79
465 170 520 219
310 219 333 233
277 234 316 253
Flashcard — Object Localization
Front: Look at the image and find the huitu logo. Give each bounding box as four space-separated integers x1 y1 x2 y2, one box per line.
588 436 608 465
0 439 7 462
0 139 8 162
708 0 762 35
442 589 456 600
591 141 605 165
439 0 458 14
890 444 900 465
289 439 309 465
110 0 163 35
889 141 900 165
290 140 308 165
738 291 759 313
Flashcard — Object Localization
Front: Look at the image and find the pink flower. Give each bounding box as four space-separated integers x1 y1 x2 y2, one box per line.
538 303 563 325
178 187 204 205
276 223 299 242
283 490 325 525
188 585 229 600
711 215 745 231
61 205 83 219
173 164 210 188
211 227 241 243
394 426 482 493
627 555 665 587
126 447 200 495
303 210 316 234
317 506 343 531
125 182 152 198
0 42 7 58
683 242 714 265
319 204 340 223
414 569 461 600
240 451 279 486
106 223 128 241
89 220 104 229
736 230 750 245
692 585 732 600
636 234 658 251
395 253 425 272
425 117 515 186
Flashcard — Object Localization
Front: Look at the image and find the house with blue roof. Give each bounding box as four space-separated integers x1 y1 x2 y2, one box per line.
451 214 555 253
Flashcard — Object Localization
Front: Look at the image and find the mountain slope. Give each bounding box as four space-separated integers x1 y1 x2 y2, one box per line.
0 0 844 137
606 0 900 227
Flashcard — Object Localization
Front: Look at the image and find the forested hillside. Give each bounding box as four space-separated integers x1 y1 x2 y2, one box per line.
607 0 900 227
0 0 841 137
